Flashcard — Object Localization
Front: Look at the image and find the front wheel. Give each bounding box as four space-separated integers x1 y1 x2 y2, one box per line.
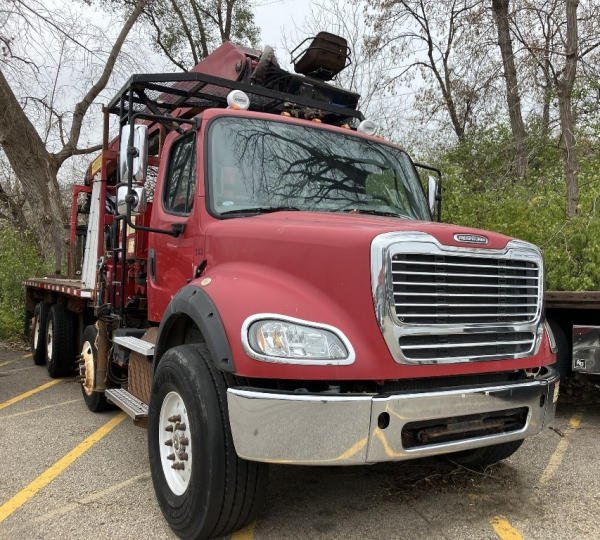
446 439 524 470
148 344 267 539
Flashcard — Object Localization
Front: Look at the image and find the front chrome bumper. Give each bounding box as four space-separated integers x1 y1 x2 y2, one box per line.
226 369 559 465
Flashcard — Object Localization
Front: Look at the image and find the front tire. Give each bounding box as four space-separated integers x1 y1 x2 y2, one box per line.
148 344 267 539
446 439 524 470
46 303 76 377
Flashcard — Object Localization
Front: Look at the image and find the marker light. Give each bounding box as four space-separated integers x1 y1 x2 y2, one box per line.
357 119 377 136
227 90 250 110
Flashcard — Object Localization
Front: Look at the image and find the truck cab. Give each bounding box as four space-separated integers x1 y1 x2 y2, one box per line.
25 35 559 539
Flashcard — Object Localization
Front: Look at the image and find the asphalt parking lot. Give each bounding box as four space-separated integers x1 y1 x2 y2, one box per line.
1 346 598 540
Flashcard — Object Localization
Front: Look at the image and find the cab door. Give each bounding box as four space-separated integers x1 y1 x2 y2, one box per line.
147 130 202 321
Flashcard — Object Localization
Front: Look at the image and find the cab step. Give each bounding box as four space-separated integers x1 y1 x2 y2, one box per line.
105 388 149 420
112 335 155 356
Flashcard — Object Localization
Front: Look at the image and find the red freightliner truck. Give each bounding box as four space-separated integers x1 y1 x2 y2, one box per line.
25 34 559 539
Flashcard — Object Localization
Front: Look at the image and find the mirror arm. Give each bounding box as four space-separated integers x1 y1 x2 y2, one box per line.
122 111 199 237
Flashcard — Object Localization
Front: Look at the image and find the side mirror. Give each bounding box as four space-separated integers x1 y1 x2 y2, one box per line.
428 175 439 216
117 185 147 216
119 124 148 183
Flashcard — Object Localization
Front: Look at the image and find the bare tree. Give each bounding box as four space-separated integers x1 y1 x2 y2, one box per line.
492 0 528 178
511 0 600 216
557 0 580 217
0 0 147 265
365 0 501 143
141 0 259 71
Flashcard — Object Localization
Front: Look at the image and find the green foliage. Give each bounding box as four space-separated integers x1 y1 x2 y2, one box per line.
0 225 50 340
439 122 600 291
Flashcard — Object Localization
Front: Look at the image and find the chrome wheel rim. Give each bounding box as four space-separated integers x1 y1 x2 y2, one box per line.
46 319 53 361
81 340 95 396
159 391 192 495
33 315 40 349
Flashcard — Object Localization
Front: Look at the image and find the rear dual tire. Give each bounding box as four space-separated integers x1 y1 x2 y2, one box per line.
80 324 110 412
148 344 267 539
31 302 50 365
45 303 76 378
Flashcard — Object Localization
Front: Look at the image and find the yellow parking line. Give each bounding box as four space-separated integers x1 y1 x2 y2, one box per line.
0 399 80 421
539 411 584 485
0 412 126 524
0 380 62 411
490 515 524 540
35 472 151 523
232 522 255 540
0 353 31 368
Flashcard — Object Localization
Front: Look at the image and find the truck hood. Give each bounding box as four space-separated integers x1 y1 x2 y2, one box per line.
204 211 513 264
201 211 550 380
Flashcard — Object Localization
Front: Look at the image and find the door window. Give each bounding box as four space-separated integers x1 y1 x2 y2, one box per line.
163 133 196 215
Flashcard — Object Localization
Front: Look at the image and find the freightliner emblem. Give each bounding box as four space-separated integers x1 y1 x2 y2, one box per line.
454 233 489 245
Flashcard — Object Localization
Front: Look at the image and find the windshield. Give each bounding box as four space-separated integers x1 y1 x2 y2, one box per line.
207 117 431 220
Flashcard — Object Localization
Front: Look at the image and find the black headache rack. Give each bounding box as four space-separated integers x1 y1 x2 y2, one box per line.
107 71 364 126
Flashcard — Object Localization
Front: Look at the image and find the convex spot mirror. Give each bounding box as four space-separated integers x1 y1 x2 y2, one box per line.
117 185 147 216
120 124 148 184
428 175 440 217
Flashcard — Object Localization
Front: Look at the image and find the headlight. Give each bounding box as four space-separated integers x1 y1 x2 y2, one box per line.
242 315 354 365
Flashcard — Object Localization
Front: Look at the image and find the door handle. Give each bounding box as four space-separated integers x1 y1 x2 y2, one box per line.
149 249 156 282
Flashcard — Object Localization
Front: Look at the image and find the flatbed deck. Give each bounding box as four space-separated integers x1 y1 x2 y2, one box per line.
25 277 92 298
545 290 600 310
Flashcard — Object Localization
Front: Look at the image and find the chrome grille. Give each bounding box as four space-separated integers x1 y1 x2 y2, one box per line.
371 232 544 365
398 331 536 362
391 254 540 325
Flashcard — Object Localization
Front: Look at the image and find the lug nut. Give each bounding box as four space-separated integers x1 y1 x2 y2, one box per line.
168 415 181 422
164 439 173 446
179 437 189 446
175 423 186 431
165 425 173 432
167 453 175 461
178 452 188 461
172 463 185 470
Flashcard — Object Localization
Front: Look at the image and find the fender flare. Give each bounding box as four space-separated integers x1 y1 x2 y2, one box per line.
154 285 235 372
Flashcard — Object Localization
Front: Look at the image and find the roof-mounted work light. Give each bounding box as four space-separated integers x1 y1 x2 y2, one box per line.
227 90 250 110
357 119 377 136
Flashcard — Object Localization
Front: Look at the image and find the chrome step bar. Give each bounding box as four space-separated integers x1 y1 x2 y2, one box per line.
112 335 155 356
105 388 149 420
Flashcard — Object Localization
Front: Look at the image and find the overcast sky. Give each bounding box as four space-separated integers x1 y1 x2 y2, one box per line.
253 0 312 68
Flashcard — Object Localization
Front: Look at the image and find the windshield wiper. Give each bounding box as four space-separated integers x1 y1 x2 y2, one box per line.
219 206 301 216
338 208 408 219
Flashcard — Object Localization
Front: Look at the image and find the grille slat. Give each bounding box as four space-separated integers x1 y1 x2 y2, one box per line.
393 270 538 281
390 252 541 362
394 292 539 298
393 280 537 289
393 260 535 270
395 303 537 308
400 339 533 350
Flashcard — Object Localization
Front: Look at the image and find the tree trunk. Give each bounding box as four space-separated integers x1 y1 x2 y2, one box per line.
492 0 528 178
0 68 67 260
557 0 579 217
541 12 552 137
559 90 578 216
